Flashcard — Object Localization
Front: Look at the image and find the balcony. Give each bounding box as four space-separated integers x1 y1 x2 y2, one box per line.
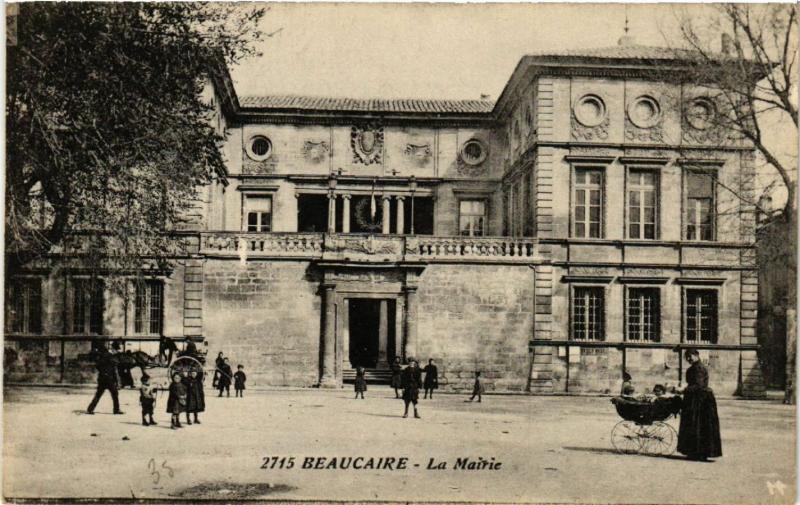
199 232 542 264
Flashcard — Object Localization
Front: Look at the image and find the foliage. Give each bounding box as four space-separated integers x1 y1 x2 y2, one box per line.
6 2 264 285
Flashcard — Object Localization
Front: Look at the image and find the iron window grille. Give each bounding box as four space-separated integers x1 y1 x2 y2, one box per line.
626 287 661 342
684 289 718 343
134 280 164 335
6 278 42 334
572 286 605 341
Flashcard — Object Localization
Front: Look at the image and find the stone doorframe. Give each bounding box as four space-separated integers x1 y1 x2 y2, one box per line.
316 261 424 387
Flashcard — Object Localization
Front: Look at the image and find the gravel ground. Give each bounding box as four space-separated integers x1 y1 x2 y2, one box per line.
3 385 796 504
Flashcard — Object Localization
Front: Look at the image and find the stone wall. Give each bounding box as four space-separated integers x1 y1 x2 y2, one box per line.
202 259 323 388
415 264 534 393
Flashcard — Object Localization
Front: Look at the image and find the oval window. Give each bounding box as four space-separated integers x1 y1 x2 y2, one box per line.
686 98 715 130
247 135 273 161
460 139 488 165
628 96 661 128
574 94 607 127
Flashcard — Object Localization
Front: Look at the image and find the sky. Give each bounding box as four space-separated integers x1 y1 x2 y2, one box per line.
229 3 688 100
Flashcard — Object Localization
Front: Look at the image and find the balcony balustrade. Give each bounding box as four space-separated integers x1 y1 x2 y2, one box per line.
199 231 542 263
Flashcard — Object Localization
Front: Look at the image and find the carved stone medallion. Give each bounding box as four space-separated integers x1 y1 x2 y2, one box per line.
404 143 432 166
301 140 330 164
351 125 384 165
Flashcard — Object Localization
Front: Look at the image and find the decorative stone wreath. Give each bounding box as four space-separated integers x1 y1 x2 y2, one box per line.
353 196 382 232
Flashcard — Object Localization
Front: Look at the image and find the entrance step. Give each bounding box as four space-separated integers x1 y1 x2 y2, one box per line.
342 368 394 385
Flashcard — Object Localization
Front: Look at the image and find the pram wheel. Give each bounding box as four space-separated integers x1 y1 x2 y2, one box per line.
611 421 642 454
639 421 677 456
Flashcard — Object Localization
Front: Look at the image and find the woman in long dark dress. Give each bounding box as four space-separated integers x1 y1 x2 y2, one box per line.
678 349 722 461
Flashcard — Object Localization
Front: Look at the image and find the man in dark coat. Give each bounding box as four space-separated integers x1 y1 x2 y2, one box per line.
159 335 178 365
423 359 438 399
401 359 422 419
180 336 198 358
86 346 124 415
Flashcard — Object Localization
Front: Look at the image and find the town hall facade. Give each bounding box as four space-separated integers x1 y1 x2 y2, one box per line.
5 39 765 397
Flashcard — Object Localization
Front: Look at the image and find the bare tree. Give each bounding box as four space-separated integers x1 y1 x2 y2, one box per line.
672 4 797 218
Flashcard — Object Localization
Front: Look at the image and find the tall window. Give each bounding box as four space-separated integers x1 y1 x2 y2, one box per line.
572 286 605 340
685 289 718 343
573 168 603 238
244 195 272 232
686 172 715 241
626 288 660 341
135 281 164 335
72 278 104 335
459 200 486 237
6 278 42 334
628 171 658 239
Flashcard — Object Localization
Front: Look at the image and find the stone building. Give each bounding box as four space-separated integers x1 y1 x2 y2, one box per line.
5 39 765 397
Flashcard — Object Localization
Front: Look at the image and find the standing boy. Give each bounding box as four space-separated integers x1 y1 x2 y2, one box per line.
234 365 247 397
139 374 157 426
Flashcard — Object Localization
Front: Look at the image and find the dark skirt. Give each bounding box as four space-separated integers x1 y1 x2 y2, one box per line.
186 381 205 413
355 377 367 393
391 374 402 389
424 377 438 390
678 388 722 458
166 393 186 414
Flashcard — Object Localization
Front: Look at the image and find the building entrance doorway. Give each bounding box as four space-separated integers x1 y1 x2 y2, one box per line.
347 298 396 369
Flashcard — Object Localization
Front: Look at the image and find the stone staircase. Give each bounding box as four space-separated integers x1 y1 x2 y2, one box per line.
342 368 394 385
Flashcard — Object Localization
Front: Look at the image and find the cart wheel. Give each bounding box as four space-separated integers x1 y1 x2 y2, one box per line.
611 421 642 454
639 421 677 456
168 356 204 380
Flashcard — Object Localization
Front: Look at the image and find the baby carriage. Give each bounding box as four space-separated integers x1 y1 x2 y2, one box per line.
610 395 682 455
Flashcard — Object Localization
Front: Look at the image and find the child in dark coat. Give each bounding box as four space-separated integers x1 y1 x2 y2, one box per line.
139 374 157 426
218 358 232 397
234 365 247 397
184 369 205 424
166 373 187 429
468 371 484 402
354 366 367 399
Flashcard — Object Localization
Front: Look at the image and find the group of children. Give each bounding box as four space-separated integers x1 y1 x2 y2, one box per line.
620 372 675 401
213 353 247 398
138 360 248 429
355 360 486 403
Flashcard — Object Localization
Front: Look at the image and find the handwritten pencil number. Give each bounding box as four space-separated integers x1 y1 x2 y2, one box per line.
148 459 174 484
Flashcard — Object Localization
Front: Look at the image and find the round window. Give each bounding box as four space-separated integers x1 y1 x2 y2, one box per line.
246 135 273 161
686 98 715 130
574 94 607 127
460 139 488 166
628 95 661 129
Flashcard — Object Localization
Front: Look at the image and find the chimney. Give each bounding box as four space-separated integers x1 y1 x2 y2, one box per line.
721 33 735 56
480 94 491 101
